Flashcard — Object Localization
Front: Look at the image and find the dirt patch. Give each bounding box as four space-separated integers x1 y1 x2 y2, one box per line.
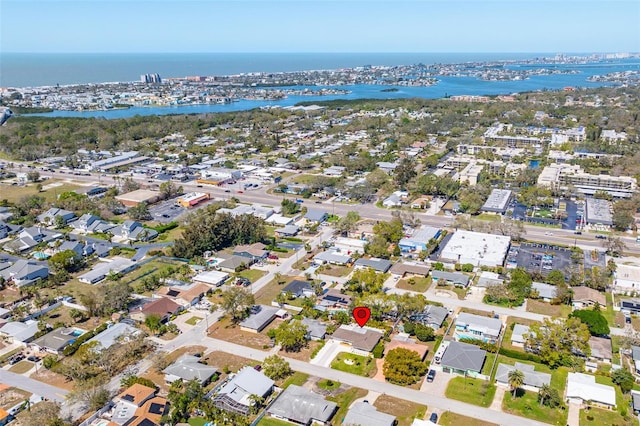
0 387 32 410
30 369 75 391
373 359 385 382
208 316 277 350
201 350 257 382
374 394 427 426
278 340 322 362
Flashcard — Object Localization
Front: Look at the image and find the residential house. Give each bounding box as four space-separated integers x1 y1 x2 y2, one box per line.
398 226 441 252
454 312 503 344
313 250 352 266
343 401 395 426
282 280 315 299
431 271 470 288
69 213 100 233
620 299 640 315
78 257 137 284
233 243 268 263
0 408 11 426
0 320 39 344
0 259 49 287
108 384 168 426
571 286 606 309
275 225 299 237
37 208 76 225
531 282 557 302
330 324 383 355
111 220 158 242
129 297 182 323
333 237 367 255
409 305 448 330
316 289 352 312
511 324 530 347
301 318 327 340
477 271 504 288
217 255 251 273
212 366 274 415
495 362 551 392
389 262 430 278
304 209 328 223
354 257 392 273
163 354 218 385
588 336 613 363
239 305 280 333
156 282 210 307
31 327 82 354
87 322 140 351
0 221 20 240
192 270 229 287
5 226 62 253
566 373 616 408
613 264 640 292
631 390 640 414
267 384 336 425
440 341 487 376
382 190 408 208
56 240 85 259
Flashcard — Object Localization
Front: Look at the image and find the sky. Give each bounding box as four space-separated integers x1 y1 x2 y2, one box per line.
2 0 639 53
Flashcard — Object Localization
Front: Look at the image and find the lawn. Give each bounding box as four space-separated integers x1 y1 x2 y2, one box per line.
255 277 294 305
477 213 502 222
502 389 568 425
595 374 631 418
8 360 34 374
501 317 539 351
481 353 497 376
0 180 83 203
373 394 427 426
185 316 203 326
444 377 496 407
257 418 293 426
397 276 431 292
238 269 267 283
317 265 352 278
279 340 323 362
280 372 309 389
317 379 341 391
331 353 377 377
208 316 276 350
580 406 634 426
439 412 497 426
326 387 368 424
526 299 572 318
187 418 208 426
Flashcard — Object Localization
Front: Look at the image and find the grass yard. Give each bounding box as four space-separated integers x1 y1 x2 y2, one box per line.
439 412 498 426
187 418 208 426
317 379 341 391
202 351 256 374
317 264 353 277
502 389 568 425
580 406 634 426
254 276 295 305
397 276 431 292
208 316 276 350
476 213 502 222
238 269 267 283
185 316 203 326
373 394 427 426
445 377 496 408
481 353 497 377
279 340 322 362
0 180 83 204
257 418 293 426
327 387 368 424
280 372 309 389
331 353 377 377
8 360 34 374
526 299 572 318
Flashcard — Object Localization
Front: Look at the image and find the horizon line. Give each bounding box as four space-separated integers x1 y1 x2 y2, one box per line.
2 51 633 55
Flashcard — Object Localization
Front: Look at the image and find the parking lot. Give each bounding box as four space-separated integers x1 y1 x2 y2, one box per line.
148 198 187 223
510 199 578 231
513 242 574 279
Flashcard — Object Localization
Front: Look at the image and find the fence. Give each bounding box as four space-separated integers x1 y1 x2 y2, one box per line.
78 402 114 426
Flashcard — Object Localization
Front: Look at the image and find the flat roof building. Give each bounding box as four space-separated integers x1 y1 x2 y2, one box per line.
440 230 511 267
585 197 614 226
538 163 637 198
177 192 210 208
481 189 513 214
115 189 162 207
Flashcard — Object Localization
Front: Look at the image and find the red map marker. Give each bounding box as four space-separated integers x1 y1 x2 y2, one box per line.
353 307 371 327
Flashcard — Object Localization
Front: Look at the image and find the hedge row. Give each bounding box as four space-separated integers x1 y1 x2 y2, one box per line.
62 322 108 356
498 347 543 364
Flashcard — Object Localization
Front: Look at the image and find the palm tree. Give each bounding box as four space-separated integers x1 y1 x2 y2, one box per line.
538 383 551 406
508 369 525 398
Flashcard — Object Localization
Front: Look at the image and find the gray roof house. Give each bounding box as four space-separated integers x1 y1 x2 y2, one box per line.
354 257 392 273
313 250 352 266
331 325 383 353
282 280 315 298
0 221 20 239
495 362 551 391
6 227 62 253
0 259 49 287
87 322 140 351
440 341 487 375
304 209 328 223
163 354 218 385
301 318 327 340
343 401 395 426
267 385 337 425
431 270 470 287
531 282 557 302
212 366 274 415
511 324 531 347
70 213 101 233
589 336 613 363
239 305 279 333
454 312 503 344
275 225 299 237
409 305 448 329
0 320 39 343
37 208 76 225
31 327 82 354
217 254 251 273
111 220 158 242
57 240 85 259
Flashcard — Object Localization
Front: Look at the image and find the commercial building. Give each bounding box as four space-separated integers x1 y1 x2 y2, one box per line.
115 189 162 207
585 197 614 226
481 189 513 214
440 230 511 267
177 192 210 208
399 226 441 252
613 264 640 292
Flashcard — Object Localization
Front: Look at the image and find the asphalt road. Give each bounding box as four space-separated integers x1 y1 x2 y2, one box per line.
0 369 69 402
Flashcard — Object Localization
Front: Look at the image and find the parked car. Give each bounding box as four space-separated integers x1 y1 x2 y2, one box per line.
9 354 25 365
427 369 436 382
27 355 40 362
429 412 438 423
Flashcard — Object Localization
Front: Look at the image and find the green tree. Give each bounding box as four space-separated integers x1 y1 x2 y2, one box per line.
69 308 85 323
26 170 41 182
546 269 565 286
281 198 301 215
337 211 360 236
49 249 80 273
346 267 387 294
271 321 308 352
383 347 427 385
221 286 255 323
612 368 635 393
145 314 163 335
128 202 151 220
569 309 610 336
538 383 561 408
414 323 435 342
393 158 417 189
525 317 591 368
508 369 525 397
261 355 292 380
159 180 183 200
373 218 404 243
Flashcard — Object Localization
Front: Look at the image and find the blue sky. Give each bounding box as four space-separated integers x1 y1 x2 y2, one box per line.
2 0 639 53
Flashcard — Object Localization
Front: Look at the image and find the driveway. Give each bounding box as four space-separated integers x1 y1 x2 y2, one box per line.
419 368 453 397
567 402 580 426
310 340 349 367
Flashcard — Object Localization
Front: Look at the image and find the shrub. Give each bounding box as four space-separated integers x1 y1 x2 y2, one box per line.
498 347 542 363
372 341 385 359
459 337 498 353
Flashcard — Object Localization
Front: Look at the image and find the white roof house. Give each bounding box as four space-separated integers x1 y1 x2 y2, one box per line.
511 324 530 346
440 230 511 267
192 270 229 287
566 373 616 407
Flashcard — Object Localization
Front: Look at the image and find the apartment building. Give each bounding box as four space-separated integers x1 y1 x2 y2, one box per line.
537 163 637 198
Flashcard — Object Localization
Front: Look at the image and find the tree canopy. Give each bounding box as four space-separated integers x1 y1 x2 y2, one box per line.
569 309 610 336
525 317 590 368
383 347 427 385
